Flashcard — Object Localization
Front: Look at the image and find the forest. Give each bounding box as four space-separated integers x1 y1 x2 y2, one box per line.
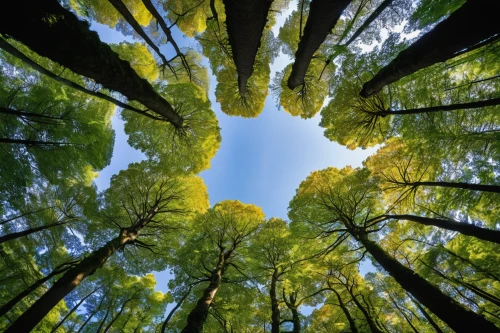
0 0 499 332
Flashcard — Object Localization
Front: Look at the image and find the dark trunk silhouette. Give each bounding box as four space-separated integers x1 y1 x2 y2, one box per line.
223 0 273 94
0 39 151 118
96 303 113 333
0 220 73 245
103 297 135 332
282 290 301 333
330 288 358 333
382 214 500 245
0 138 77 147
76 289 111 333
0 261 75 317
0 0 183 127
161 285 193 333
407 293 444 333
270 269 280 333
288 0 352 89
439 246 500 282
376 97 500 116
360 0 500 97
344 288 382 333
397 180 500 194
50 287 100 333
107 0 169 66
344 0 393 46
354 230 500 333
0 107 64 123
388 293 419 333
181 249 233 333
0 207 53 226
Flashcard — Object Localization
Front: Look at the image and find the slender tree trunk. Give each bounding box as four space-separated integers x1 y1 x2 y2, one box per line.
384 214 500 245
76 289 111 333
0 39 152 118
0 138 75 147
181 250 233 333
161 285 193 333
443 74 500 92
4 230 137 333
96 303 113 333
0 206 53 225
344 0 393 46
270 269 281 333
355 230 500 333
440 246 500 282
223 0 273 94
0 107 64 121
50 287 100 333
0 220 72 245
346 291 383 333
120 313 132 331
0 0 183 127
107 0 168 66
360 0 500 97
103 297 135 332
288 0 352 89
331 288 358 333
0 263 72 317
403 180 500 194
379 97 500 116
388 294 419 333
407 293 444 333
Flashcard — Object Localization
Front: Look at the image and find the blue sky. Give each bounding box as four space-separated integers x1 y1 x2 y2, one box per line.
91 4 378 299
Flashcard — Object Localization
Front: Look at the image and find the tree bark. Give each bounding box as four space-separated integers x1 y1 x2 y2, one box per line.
384 214 500 245
50 287 100 333
0 38 152 118
270 269 281 333
360 0 500 97
223 0 273 94
4 229 138 333
181 250 233 333
355 231 500 333
331 288 358 333
288 0 352 89
0 0 183 127
407 294 444 333
0 220 72 245
378 97 500 116
107 0 168 66
0 262 73 317
402 180 500 194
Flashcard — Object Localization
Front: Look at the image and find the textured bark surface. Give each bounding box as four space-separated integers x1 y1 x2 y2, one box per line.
385 214 500 245
223 0 273 94
270 270 281 333
408 295 444 333
4 230 137 333
288 0 352 89
360 0 500 97
356 231 500 333
181 250 232 333
0 0 183 127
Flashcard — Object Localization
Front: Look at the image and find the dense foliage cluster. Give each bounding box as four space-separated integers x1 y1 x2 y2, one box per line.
0 0 499 332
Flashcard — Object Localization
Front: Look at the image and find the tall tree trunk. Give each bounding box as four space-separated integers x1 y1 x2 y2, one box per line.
50 287 100 333
0 138 75 146
96 303 113 333
0 262 73 317
383 214 500 245
0 0 183 127
270 269 281 333
345 290 383 333
76 289 111 333
407 293 444 333
0 206 53 226
330 288 358 333
0 106 64 122
288 0 352 89
4 230 138 333
387 294 419 333
107 0 168 66
360 0 500 97
355 231 500 333
0 220 72 245
181 250 233 333
0 38 152 118
103 297 135 332
402 180 500 194
344 0 393 46
161 285 193 333
223 0 273 94
378 97 500 116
